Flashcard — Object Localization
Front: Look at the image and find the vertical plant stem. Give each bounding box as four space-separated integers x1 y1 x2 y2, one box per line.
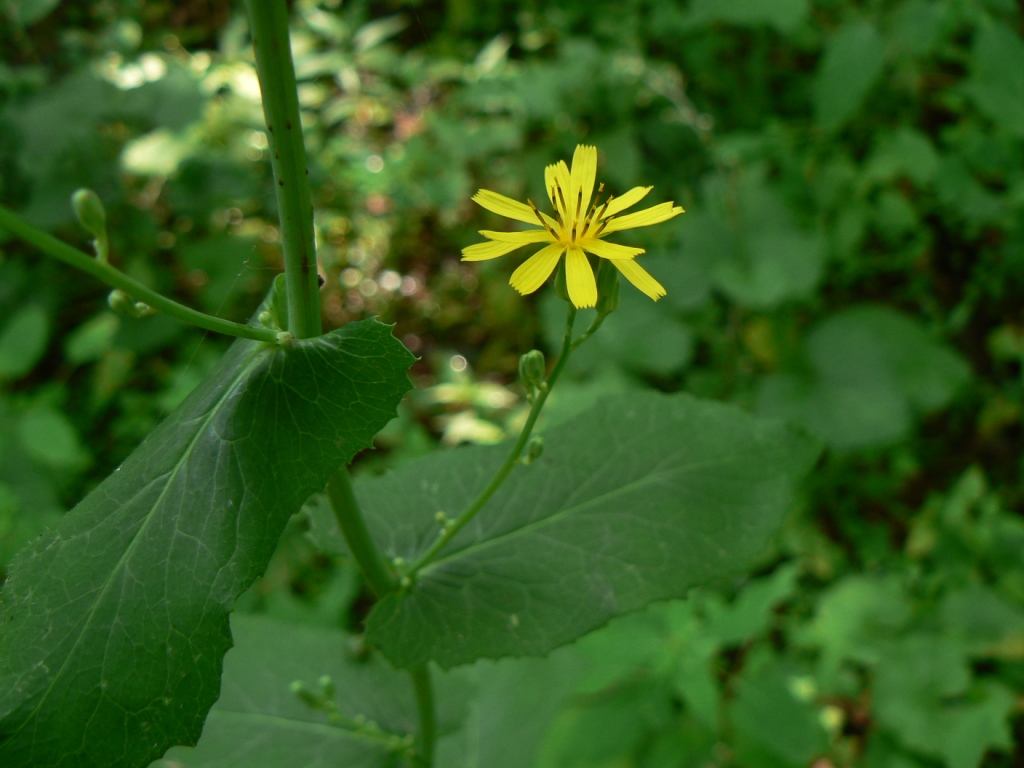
325 467 395 598
243 0 322 339
409 665 436 767
326 467 437 766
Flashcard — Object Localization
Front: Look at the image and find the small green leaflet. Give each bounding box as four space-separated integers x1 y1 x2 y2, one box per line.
0 319 414 768
349 392 818 669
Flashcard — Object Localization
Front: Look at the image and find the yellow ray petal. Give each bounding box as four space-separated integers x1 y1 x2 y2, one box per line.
613 257 667 301
564 246 597 309
600 186 652 219
479 229 554 244
509 244 565 295
462 239 529 261
600 202 685 234
581 239 645 260
545 160 571 219
473 189 541 225
570 145 597 221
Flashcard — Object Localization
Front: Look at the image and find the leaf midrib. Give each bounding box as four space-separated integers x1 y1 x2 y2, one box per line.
420 447 756 575
9 343 269 738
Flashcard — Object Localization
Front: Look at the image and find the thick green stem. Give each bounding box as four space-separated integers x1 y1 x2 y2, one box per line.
0 205 277 343
325 467 395 598
244 0 322 339
406 303 579 578
409 665 436 766
326 467 437 766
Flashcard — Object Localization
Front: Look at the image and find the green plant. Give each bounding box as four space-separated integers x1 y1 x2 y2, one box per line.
0 3 816 767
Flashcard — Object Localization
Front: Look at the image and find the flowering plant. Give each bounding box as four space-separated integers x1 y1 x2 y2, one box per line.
0 6 816 767
464 144 683 308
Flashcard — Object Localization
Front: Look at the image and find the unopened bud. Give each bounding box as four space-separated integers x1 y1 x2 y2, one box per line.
518 349 546 396
523 435 544 464
107 289 134 315
318 675 335 700
258 310 275 329
131 302 155 318
72 188 106 237
72 189 109 262
290 680 322 708
276 331 294 346
595 259 620 315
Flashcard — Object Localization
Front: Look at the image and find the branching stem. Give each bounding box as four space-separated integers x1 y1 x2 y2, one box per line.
0 205 277 343
406 302 582 578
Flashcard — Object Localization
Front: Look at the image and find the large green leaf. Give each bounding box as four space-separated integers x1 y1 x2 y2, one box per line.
965 21 1024 137
814 21 886 131
0 319 414 768
153 614 418 768
155 613 585 768
351 392 818 669
755 305 972 449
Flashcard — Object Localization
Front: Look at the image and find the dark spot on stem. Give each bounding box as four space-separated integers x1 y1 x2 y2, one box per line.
278 180 284 186
286 120 292 130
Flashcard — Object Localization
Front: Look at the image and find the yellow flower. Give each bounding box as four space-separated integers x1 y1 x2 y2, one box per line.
462 145 684 309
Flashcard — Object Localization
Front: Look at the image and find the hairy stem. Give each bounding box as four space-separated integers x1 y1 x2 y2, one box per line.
244 0 322 339
406 303 579 578
0 205 277 343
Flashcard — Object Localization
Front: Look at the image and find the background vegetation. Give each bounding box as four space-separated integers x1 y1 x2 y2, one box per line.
1 0 1022 765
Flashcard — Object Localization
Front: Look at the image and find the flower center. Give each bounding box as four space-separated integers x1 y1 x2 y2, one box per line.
529 181 613 247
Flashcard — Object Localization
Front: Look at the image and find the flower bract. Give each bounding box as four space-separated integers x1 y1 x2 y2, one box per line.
462 145 684 309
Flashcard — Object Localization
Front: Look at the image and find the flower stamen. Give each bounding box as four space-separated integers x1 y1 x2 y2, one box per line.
555 182 570 226
528 198 559 239
549 185 564 227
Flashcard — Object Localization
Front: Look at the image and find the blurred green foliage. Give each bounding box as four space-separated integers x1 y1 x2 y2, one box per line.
1 0 1022 766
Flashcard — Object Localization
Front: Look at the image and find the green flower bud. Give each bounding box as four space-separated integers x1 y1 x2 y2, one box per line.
290 680 322 708
276 331 294 346
72 189 109 262
107 289 134 315
523 435 544 464
318 675 335 700
131 302 155 318
258 310 275 329
595 259 620 315
72 189 106 237
518 349 546 396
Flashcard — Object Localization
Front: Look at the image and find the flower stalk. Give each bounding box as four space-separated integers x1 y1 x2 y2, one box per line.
405 301 582 579
0 204 278 343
